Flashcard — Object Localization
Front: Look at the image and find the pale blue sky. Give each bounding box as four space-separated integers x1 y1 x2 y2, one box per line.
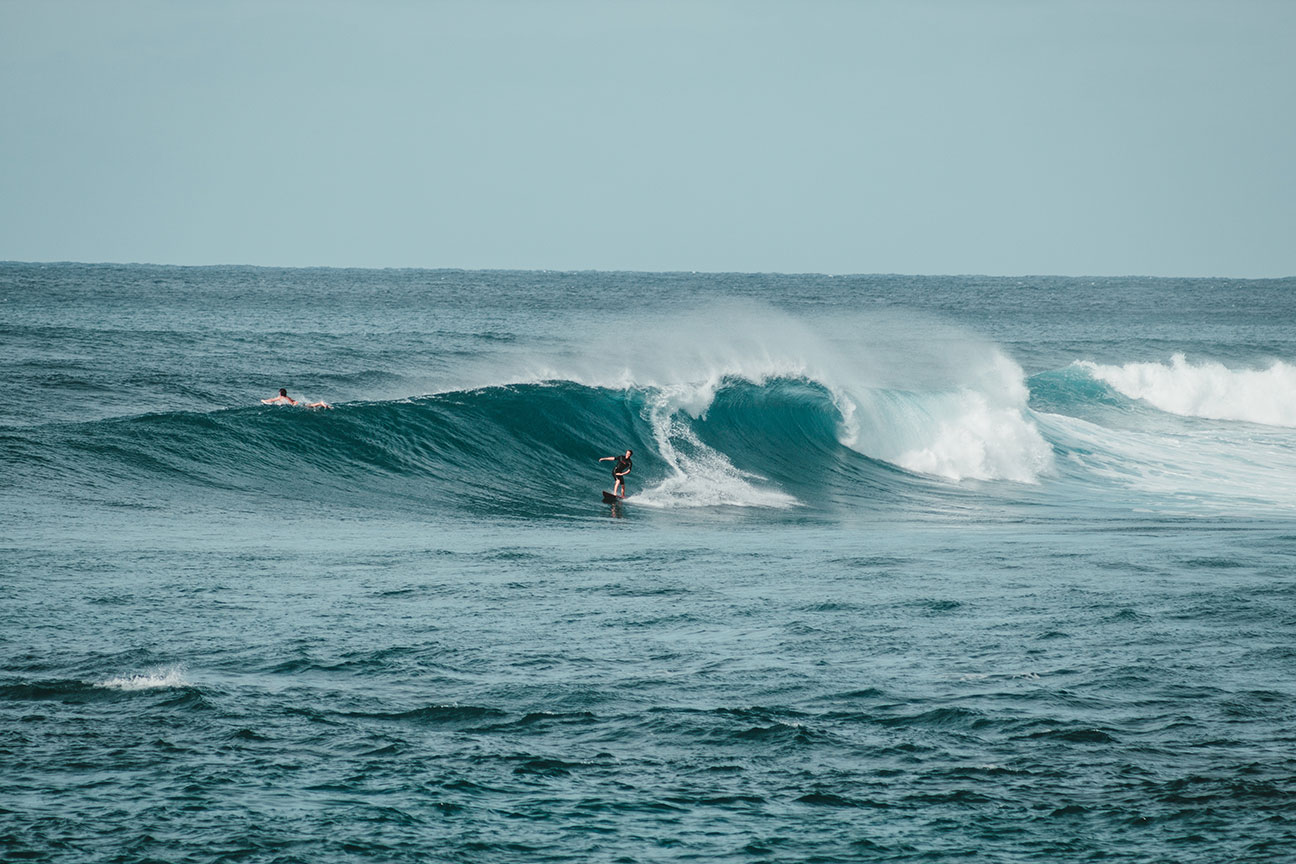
2 0 1292 276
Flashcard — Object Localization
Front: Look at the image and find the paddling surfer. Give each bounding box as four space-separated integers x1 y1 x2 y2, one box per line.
262 388 330 409
599 449 633 498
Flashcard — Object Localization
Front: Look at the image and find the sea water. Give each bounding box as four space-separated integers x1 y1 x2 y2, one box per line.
2 264 1295 862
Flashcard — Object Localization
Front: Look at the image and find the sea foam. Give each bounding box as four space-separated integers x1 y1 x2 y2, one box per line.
1076 354 1296 427
98 665 188 691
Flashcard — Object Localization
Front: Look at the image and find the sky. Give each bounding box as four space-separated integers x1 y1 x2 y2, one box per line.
1 0 1293 276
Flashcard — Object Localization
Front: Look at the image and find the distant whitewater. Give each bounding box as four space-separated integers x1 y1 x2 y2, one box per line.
99 665 188 691
1076 354 1296 427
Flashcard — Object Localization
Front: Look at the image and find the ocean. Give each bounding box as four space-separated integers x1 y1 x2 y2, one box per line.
2 263 1295 862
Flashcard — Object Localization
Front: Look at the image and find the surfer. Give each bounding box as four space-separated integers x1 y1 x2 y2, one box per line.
262 388 330 409
599 449 633 498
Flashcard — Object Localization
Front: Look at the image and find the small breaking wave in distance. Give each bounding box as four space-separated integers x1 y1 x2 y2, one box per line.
1074 354 1296 427
98 665 189 691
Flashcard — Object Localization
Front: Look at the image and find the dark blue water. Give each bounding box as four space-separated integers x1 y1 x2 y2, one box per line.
3 264 1295 862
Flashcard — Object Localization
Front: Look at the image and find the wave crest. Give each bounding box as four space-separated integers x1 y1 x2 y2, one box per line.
1075 354 1296 427
546 303 1054 485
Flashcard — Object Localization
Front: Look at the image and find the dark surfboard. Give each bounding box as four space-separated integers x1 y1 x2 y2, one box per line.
602 491 623 504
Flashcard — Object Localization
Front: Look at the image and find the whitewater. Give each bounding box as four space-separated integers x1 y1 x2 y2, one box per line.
3 264 1296 863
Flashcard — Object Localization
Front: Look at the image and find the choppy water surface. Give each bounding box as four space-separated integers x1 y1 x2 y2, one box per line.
3 264 1295 862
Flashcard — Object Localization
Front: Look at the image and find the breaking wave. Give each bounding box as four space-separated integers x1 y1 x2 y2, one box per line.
9 299 1295 516
7 305 1058 516
1074 354 1296 427
99 665 189 691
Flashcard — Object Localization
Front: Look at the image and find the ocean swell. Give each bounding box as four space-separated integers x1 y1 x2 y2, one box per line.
10 304 1059 516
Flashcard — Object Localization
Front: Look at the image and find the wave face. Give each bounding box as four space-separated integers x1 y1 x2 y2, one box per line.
7 378 989 517
21 362 1296 519
1024 356 1296 514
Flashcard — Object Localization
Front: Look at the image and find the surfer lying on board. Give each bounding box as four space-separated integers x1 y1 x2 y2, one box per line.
599 449 633 498
262 388 330 409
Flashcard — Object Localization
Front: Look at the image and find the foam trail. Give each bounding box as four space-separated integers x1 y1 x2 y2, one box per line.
633 386 798 509
1076 354 1296 427
98 665 188 691
1041 410 1296 512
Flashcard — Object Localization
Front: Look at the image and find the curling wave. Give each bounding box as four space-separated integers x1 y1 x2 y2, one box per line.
11 377 1043 518
8 304 1062 516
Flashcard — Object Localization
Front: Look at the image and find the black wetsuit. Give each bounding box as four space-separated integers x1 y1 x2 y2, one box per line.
613 456 632 487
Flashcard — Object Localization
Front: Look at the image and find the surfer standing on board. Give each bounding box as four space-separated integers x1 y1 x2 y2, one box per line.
262 388 330 409
599 449 633 498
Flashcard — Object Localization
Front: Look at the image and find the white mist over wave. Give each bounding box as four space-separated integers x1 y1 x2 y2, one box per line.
520 300 1054 490
98 665 188 691
1076 354 1296 427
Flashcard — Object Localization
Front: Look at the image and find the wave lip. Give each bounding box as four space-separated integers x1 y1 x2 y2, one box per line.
1075 354 1296 427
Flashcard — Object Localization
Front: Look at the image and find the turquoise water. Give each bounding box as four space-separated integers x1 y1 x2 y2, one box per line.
3 264 1295 862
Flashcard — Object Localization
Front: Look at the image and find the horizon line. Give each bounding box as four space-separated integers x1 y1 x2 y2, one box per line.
2 259 1292 282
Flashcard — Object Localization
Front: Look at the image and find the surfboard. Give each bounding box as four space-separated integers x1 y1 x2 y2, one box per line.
602 490 623 504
